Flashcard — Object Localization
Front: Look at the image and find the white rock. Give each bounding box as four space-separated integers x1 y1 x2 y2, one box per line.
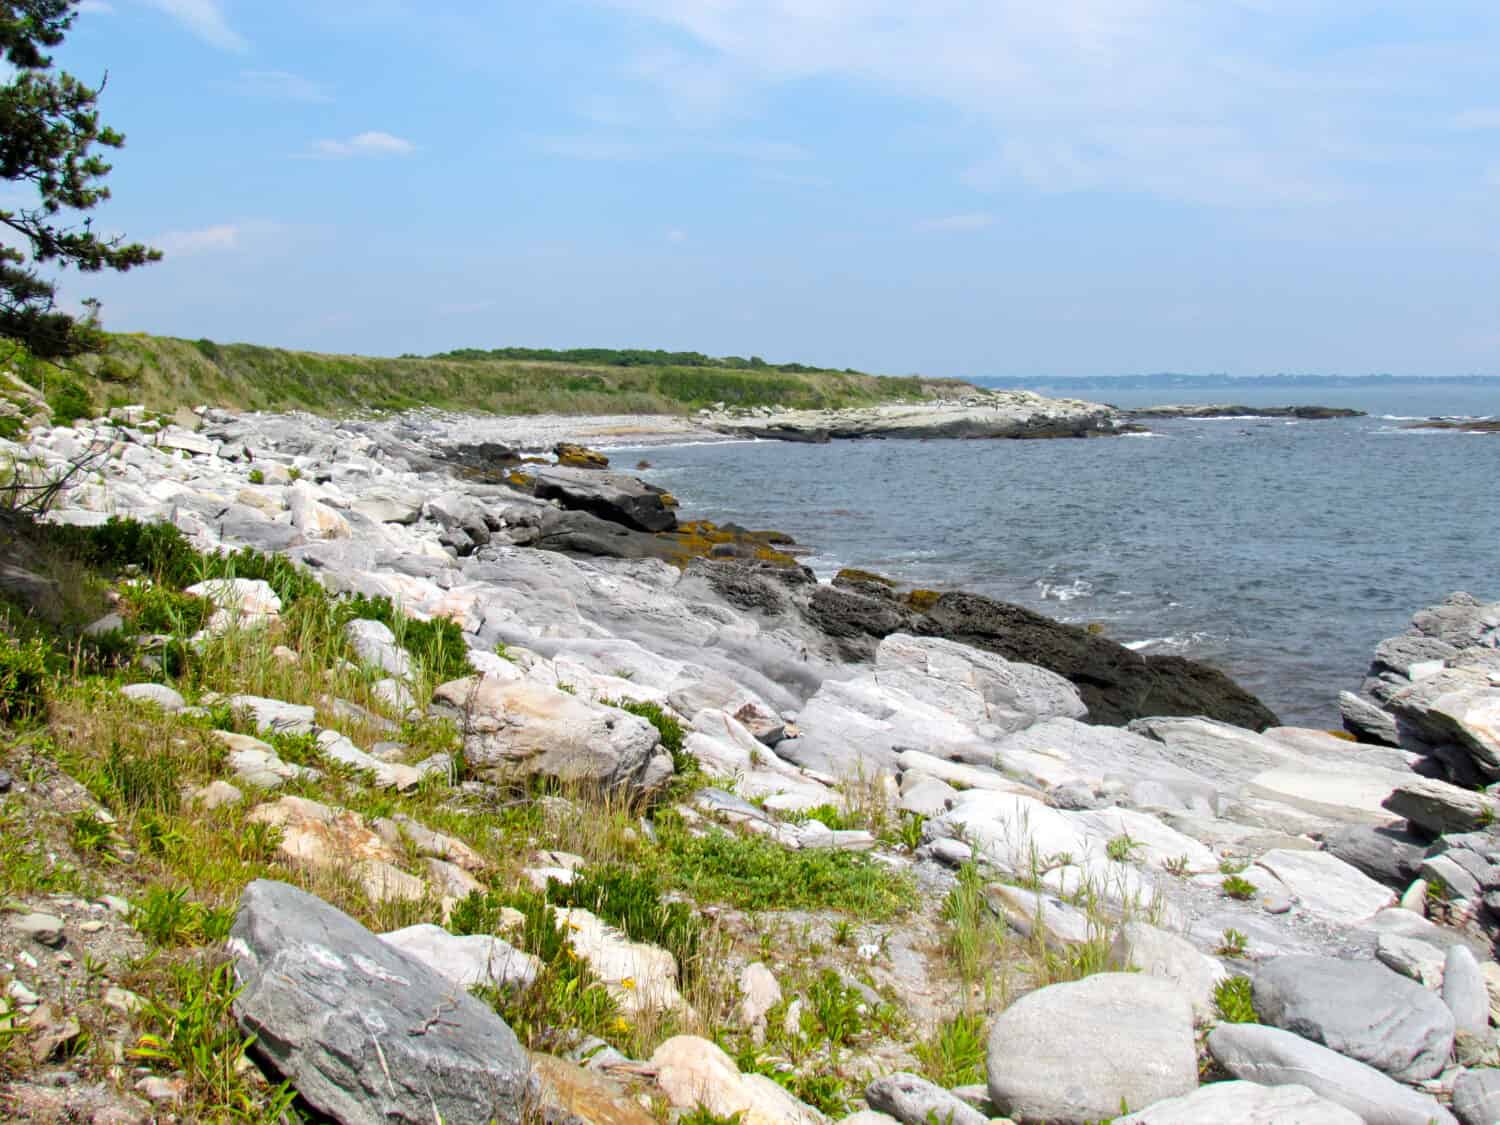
1252 849 1396 926
1109 921 1228 1023
651 1036 823 1125
1114 1080 1362 1124
380 923 539 993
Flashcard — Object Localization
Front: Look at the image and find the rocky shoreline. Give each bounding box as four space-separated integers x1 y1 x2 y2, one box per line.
1123 403 1367 420
3 393 1500 1123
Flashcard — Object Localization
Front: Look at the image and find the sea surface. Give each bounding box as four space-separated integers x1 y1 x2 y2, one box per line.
625 382 1500 728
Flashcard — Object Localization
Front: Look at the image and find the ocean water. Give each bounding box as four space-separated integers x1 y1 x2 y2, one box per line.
627 384 1500 728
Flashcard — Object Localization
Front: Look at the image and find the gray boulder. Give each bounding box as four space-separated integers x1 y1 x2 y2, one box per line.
1322 824 1427 888
986 973 1197 1124
1445 945 1491 1037
864 1073 986 1125
1340 690 1400 746
1209 1022 1458 1125
1453 1068 1500 1125
227 880 532 1125
528 465 677 533
1251 955 1454 1081
1114 1081 1362 1124
1384 777 1500 835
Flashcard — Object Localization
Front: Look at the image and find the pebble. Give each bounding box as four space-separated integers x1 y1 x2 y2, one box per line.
6 979 40 1006
79 920 106 934
1262 894 1294 914
134 1075 183 1103
15 912 66 947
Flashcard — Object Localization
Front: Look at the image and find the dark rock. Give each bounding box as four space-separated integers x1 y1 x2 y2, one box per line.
531 510 675 561
804 584 915 661
528 465 677 533
439 441 521 481
228 880 532 1125
685 559 815 616
918 591 1278 729
1323 825 1428 888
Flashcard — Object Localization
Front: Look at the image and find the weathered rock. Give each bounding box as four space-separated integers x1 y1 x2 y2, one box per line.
1322 824 1428 889
1390 677 1500 778
224 695 317 735
184 577 282 619
1446 945 1492 1036
864 1073 986 1125
344 618 413 678
1251 955 1454 1081
227 880 531 1125
530 1053 656 1125
120 682 187 712
1109 921 1228 1023
15 913 65 947
1341 690 1401 746
554 907 681 1014
1453 1068 1500 1125
1114 1081 1362 1125
246 796 428 904
1376 932 1446 988
379 924 539 993
1208 1022 1458 1125
430 676 671 793
1251 849 1396 926
1385 777 1500 835
988 884 1098 951
986 973 1197 1124
738 963 781 1036
527 465 677 533
651 1035 823 1125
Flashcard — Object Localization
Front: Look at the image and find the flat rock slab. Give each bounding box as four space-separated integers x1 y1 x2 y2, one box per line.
1114 1080 1362 1124
1253 848 1396 926
1384 777 1500 835
1252 955 1454 1081
986 973 1197 1124
227 880 530 1125
1209 1022 1457 1125
1246 767 1405 826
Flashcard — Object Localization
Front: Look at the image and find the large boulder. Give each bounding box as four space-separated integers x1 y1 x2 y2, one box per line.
227 880 532 1125
1114 1081 1361 1125
527 465 677 533
1251 956 1454 1081
1208 1022 1457 1125
985 973 1197 1123
430 676 673 793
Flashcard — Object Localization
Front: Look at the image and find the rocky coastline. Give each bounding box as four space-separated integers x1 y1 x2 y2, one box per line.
2 390 1500 1123
1124 403 1367 420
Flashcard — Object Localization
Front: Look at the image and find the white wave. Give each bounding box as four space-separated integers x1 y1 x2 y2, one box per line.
1037 578 1094 603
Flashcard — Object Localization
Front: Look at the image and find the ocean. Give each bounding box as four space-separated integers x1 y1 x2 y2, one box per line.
627 382 1499 728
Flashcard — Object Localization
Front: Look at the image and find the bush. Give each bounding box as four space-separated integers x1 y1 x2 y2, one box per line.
0 636 49 722
1214 975 1257 1022
46 378 94 426
121 582 209 634
602 698 687 771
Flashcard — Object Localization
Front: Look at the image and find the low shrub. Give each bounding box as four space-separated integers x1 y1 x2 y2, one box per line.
0 635 49 722
601 698 688 771
1214 975 1257 1022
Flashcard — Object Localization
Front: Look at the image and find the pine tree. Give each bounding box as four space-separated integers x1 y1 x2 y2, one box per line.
0 0 159 358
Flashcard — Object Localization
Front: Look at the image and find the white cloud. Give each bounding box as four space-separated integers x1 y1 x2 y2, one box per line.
595 0 1499 207
312 131 416 158
142 0 247 52
915 213 997 233
155 224 242 255
233 70 332 103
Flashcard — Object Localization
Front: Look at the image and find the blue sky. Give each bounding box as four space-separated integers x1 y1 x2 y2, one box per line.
19 0 1500 376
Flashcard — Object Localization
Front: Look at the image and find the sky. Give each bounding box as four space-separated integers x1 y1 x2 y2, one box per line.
14 0 1500 376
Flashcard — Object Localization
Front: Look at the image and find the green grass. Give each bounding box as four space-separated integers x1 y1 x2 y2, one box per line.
914 1010 987 1086
1214 975 1258 1023
23 332 971 418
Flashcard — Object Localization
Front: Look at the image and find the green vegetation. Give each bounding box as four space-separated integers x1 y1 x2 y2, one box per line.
1214 975 1258 1023
1221 875 1256 901
914 1010 987 1086
601 697 689 773
26 331 964 418
1217 928 1250 958
428 344 858 373
546 862 701 981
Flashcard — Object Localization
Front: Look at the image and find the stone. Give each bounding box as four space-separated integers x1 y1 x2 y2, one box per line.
1340 690 1402 745
245 796 424 906
651 1035 822 1125
184 577 282 619
430 676 672 794
1109 921 1228 1023
227 880 530 1125
738 962 781 1035
1322 824 1427 889
1245 765 1407 825
529 1053 656 1125
1209 1022 1457 1125
224 695 317 735
987 884 1098 950
287 481 350 540
1252 849 1396 926
552 907 681 1014
986 973 1197 1124
315 730 422 791
119 682 186 712
1447 945 1492 1035
379 923 539 993
527 464 677 533
1115 1081 1362 1124
1376 932 1446 988
864 1073 987 1125
1453 1068 1500 1125
1251 956 1454 1081
344 618 413 678
1385 777 1500 835
15 913 65 947
189 780 243 810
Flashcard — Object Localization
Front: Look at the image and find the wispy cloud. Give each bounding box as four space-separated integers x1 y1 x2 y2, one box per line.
156 224 243 255
311 131 415 158
915 213 997 233
232 70 332 103
142 0 247 52
595 0 1499 207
